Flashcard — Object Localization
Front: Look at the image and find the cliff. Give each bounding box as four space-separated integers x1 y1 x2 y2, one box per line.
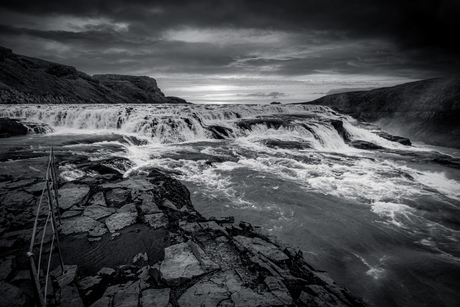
301 75 460 148
0 46 188 104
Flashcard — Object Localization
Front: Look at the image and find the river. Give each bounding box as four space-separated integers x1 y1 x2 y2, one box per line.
1 103 459 307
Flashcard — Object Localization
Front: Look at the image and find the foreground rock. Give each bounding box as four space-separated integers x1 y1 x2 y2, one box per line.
0 152 367 306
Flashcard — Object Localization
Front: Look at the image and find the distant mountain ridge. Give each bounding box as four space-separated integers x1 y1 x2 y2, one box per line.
301 75 460 148
0 46 188 104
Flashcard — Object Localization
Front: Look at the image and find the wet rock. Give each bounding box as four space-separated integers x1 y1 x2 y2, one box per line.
160 199 178 211
138 192 161 214
231 287 282 307
59 184 90 210
61 210 83 219
105 203 138 233
199 221 229 237
84 205 116 220
0 255 15 280
60 284 85 307
234 236 289 262
52 264 78 288
77 275 103 292
263 139 314 150
90 296 111 307
0 190 35 209
101 177 154 191
349 140 384 150
60 216 107 236
0 118 28 136
89 191 107 207
97 267 116 277
207 125 233 139
264 276 293 305
104 188 130 208
24 182 47 195
0 280 32 306
113 280 140 307
178 279 230 307
5 179 36 189
141 288 171 307
133 252 148 266
10 270 30 285
374 131 411 146
143 212 168 229
160 242 207 287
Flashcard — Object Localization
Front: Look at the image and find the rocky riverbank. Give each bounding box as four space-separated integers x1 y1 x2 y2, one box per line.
0 144 367 306
300 74 460 149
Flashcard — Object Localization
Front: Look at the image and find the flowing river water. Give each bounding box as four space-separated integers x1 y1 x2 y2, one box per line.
1 104 460 307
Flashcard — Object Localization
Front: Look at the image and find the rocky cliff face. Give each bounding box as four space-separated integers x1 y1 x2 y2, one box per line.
303 75 460 148
0 47 188 104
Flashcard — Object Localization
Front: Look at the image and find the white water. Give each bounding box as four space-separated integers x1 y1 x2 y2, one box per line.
2 103 460 307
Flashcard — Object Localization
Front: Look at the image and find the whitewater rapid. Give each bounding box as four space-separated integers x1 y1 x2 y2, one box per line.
1 103 460 307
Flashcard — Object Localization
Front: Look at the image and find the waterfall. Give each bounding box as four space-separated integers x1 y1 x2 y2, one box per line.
0 104 395 150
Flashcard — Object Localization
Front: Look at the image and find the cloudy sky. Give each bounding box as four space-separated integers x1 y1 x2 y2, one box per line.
0 0 459 104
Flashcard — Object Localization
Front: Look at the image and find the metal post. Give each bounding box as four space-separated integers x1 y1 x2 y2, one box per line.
50 147 62 224
45 178 65 273
27 252 46 307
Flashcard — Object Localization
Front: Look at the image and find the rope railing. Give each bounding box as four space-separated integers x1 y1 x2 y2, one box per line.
27 147 65 307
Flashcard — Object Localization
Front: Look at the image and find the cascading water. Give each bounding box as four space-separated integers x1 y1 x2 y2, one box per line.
1 103 459 307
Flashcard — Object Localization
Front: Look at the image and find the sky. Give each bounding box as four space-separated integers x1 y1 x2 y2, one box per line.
0 0 459 104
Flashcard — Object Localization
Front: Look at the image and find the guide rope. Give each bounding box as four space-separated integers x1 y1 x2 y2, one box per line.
27 146 65 307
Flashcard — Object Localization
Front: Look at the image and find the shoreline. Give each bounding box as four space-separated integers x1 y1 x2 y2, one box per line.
0 147 367 306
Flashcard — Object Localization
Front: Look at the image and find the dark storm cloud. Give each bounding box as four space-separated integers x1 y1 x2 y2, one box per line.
0 0 459 79
2 0 459 51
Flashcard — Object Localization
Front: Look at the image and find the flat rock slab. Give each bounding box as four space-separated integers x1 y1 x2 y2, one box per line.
60 216 107 236
178 270 241 307
89 191 107 207
105 203 137 233
0 280 32 306
84 205 116 220
59 184 90 210
231 287 283 307
0 190 35 208
234 235 289 262
141 288 171 307
160 241 218 287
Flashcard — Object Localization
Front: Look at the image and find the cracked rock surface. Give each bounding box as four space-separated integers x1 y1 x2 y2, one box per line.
0 150 367 307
